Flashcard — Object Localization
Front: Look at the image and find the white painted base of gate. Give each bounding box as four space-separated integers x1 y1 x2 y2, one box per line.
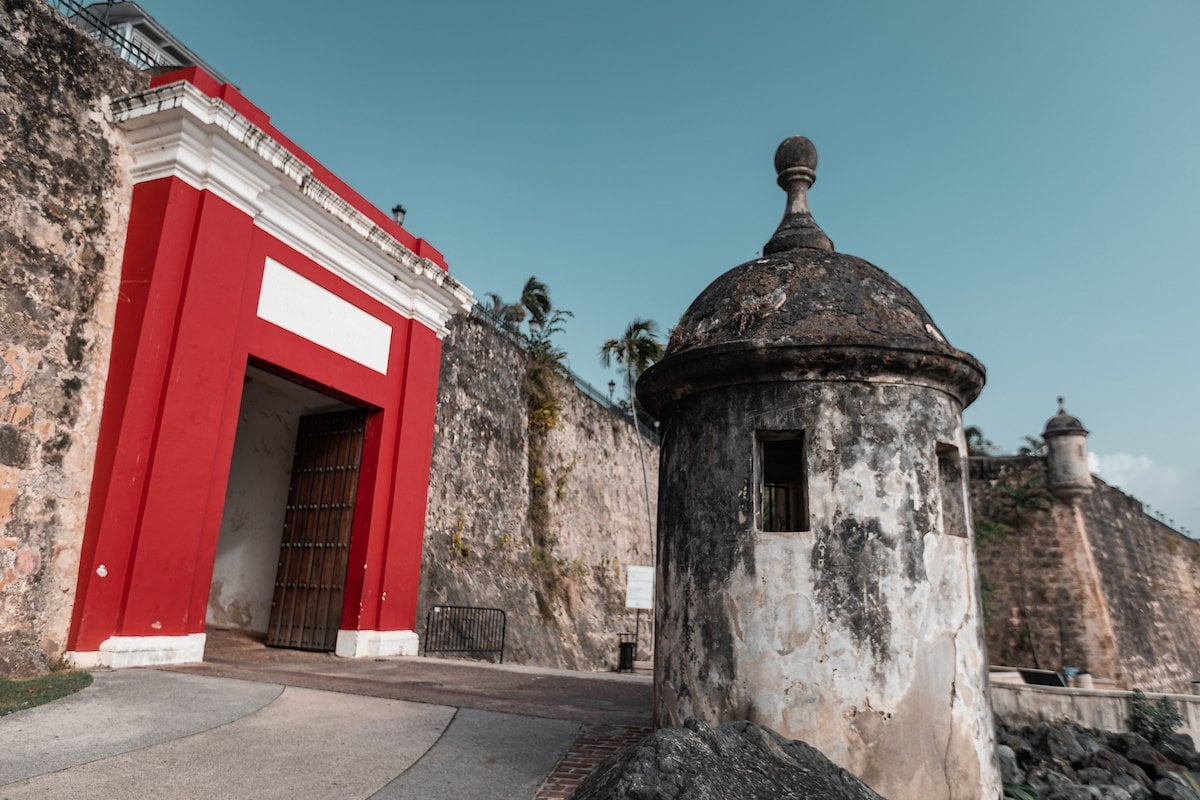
66 633 207 669
335 629 418 658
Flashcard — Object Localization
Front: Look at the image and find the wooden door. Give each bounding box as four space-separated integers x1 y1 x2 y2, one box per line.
266 410 368 651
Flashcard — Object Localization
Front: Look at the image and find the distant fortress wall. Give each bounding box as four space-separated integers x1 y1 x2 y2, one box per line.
972 455 1200 694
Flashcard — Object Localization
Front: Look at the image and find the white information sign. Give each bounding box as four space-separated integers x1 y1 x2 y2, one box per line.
625 565 655 610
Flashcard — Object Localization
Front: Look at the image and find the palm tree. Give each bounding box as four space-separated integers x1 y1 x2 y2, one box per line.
518 278 572 432
964 425 996 456
600 318 664 394
1017 435 1047 456
484 292 525 333
522 280 572 368
520 277 552 329
600 318 665 540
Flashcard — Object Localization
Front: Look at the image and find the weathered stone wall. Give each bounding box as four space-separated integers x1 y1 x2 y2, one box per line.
972 456 1120 681
1082 483 1200 693
0 0 144 675
419 314 658 670
973 456 1200 694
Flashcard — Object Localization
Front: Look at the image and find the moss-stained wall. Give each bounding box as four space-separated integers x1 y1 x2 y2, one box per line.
0 0 144 675
972 456 1200 693
419 314 657 670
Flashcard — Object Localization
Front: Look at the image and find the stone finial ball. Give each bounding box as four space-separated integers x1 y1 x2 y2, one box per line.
774 136 818 175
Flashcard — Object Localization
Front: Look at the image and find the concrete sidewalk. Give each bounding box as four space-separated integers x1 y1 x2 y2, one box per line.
0 669 586 799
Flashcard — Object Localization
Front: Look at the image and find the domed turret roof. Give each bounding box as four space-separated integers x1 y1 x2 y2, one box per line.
666 249 959 359
1043 397 1088 438
638 136 985 417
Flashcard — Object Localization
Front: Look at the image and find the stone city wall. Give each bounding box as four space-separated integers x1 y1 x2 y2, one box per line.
972 456 1118 682
972 456 1200 694
0 0 144 675
1081 483 1200 693
419 314 658 670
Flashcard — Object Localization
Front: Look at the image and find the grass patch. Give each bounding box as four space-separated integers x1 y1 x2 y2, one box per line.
0 671 92 716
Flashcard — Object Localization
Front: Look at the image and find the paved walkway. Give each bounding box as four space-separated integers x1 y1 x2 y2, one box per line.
0 639 652 799
169 630 652 728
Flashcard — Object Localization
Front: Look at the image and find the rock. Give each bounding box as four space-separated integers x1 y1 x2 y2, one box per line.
1045 725 1089 765
1087 749 1152 787
1075 733 1107 759
1126 743 1187 781
1000 744 1027 785
1032 767 1082 795
1110 773 1152 799
1111 733 1153 756
1098 787 1134 800
569 718 887 800
1077 767 1119 785
1047 786 1099 800
997 721 1036 760
1159 735 1200 771
1150 775 1199 800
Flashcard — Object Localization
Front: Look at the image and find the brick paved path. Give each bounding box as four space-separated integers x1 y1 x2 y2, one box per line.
533 723 651 799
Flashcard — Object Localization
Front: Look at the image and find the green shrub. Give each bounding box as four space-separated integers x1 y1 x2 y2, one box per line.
1127 688 1184 743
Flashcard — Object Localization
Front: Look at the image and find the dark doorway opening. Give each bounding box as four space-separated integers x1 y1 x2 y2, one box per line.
206 366 367 654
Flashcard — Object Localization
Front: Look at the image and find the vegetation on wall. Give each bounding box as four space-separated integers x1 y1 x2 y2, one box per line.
453 292 665 642
486 276 576 620
974 471 1051 548
450 514 470 562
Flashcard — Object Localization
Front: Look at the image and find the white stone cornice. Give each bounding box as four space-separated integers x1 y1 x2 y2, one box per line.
112 81 474 338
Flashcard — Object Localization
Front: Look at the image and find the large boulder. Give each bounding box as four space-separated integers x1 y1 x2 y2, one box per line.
570 718 886 800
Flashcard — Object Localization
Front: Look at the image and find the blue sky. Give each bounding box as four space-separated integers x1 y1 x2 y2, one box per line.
145 1 1199 535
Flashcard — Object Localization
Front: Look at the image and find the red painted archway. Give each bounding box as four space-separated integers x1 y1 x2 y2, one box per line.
66 69 472 668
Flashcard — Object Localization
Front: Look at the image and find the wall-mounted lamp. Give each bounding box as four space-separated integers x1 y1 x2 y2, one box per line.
391 204 407 225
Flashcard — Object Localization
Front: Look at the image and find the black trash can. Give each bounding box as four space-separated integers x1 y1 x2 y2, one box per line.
617 633 637 672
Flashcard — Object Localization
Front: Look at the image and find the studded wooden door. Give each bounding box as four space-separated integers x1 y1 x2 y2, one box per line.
266 410 368 651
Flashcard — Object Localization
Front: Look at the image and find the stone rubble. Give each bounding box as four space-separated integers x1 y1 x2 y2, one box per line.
996 718 1200 799
565 716 1200 799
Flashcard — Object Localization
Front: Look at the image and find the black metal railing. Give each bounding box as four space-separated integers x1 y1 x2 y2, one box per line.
45 0 179 70
424 605 506 663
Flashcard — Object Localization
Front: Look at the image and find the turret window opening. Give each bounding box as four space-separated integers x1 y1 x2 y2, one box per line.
936 443 967 537
758 431 808 532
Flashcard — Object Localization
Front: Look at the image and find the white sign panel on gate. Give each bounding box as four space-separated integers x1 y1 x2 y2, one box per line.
625 565 655 610
257 258 393 375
